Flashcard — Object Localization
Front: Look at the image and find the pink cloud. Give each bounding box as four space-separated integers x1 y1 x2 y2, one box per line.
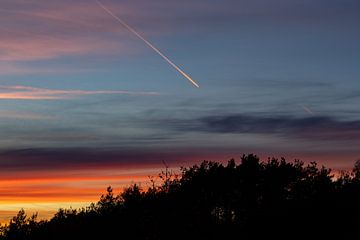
0 36 122 61
0 1 142 62
0 85 159 100
0 0 200 63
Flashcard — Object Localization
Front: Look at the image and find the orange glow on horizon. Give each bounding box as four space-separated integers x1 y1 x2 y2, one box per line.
0 153 355 225
0 167 167 225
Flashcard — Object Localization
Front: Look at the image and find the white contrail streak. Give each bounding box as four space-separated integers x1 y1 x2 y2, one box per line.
95 0 200 88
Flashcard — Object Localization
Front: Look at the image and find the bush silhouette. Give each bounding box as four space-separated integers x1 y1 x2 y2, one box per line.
1 154 359 240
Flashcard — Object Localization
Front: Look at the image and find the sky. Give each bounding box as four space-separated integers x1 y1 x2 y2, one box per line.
0 0 360 222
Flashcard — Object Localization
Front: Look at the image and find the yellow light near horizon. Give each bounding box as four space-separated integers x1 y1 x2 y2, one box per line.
0 201 93 225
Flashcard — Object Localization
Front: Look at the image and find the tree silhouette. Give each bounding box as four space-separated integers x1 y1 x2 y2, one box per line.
0 209 39 240
1 154 360 240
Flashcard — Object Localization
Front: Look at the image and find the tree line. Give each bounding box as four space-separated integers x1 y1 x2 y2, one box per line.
1 154 359 240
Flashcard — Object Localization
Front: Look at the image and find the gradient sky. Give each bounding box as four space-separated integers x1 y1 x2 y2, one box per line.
0 0 360 223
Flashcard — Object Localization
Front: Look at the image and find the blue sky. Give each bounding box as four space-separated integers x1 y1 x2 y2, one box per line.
0 0 360 222
0 0 359 183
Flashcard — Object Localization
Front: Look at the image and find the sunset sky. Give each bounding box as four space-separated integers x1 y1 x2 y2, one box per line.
0 0 360 223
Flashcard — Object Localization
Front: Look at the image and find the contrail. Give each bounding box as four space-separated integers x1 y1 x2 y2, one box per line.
95 0 200 88
301 104 315 115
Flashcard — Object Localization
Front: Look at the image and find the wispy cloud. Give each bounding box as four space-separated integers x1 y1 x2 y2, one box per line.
2 0 358 63
0 111 55 120
0 85 159 100
142 111 360 142
0 35 121 62
199 114 360 141
0 147 202 171
0 1 136 62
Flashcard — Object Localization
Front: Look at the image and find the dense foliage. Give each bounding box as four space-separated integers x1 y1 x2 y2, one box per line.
1 154 360 240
